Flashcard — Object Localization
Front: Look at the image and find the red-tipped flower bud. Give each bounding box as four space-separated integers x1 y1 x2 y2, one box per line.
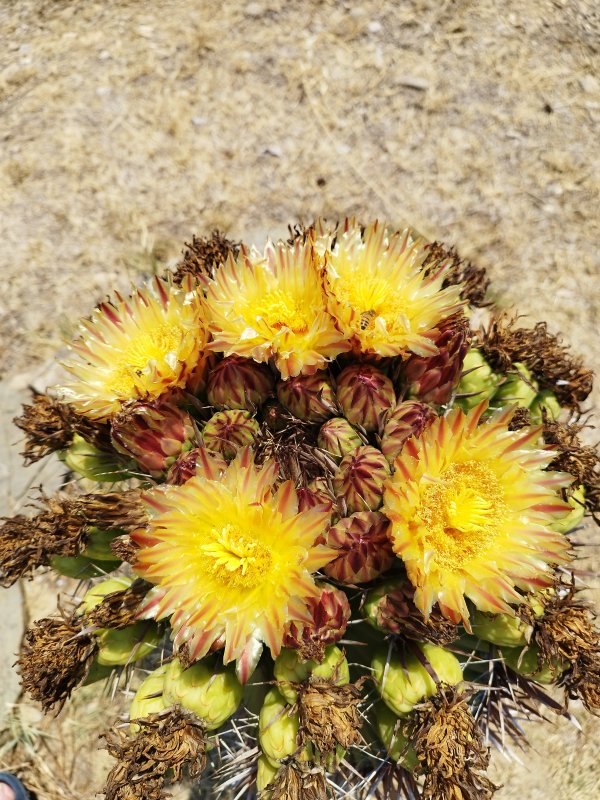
317 418 363 459
111 400 197 477
202 409 260 459
336 364 396 432
333 445 390 513
402 314 470 404
323 511 395 584
283 583 351 659
277 372 336 422
380 401 436 465
207 356 274 411
166 447 227 485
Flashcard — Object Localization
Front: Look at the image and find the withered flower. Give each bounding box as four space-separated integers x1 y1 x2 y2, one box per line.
266 759 327 800
18 614 97 712
411 687 498 800
102 708 207 800
14 392 112 464
172 230 240 288
298 677 364 756
85 578 149 630
476 313 593 410
425 241 490 308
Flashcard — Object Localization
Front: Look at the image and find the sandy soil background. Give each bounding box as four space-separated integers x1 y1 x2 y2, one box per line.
0 0 599 797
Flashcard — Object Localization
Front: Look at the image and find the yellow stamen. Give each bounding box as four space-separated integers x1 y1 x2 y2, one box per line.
200 523 272 589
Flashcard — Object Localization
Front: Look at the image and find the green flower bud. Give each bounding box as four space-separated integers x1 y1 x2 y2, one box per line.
374 702 418 770
80 576 134 614
456 349 499 410
550 486 585 534
129 664 169 731
163 658 243 731
501 644 568 684
529 389 562 422
492 363 538 409
372 643 463 715
96 622 160 666
274 645 350 704
471 610 532 648
60 433 131 482
256 753 279 792
258 688 312 766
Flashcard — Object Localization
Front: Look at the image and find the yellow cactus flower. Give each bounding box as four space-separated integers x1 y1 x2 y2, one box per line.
383 402 572 625
321 219 463 358
133 448 335 679
58 276 207 420
204 239 349 379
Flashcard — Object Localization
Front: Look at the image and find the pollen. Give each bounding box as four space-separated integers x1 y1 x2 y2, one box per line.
254 288 310 334
417 461 508 572
201 524 272 589
107 324 184 397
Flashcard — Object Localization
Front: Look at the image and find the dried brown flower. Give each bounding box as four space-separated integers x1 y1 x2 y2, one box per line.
172 230 240 287
298 677 365 756
368 580 459 646
541 414 600 520
507 406 532 431
267 760 327 800
425 241 490 307
254 416 331 486
72 489 148 533
0 496 89 586
102 708 207 800
477 314 593 410
18 614 96 712
411 687 498 800
85 579 150 630
14 392 112 464
110 534 139 564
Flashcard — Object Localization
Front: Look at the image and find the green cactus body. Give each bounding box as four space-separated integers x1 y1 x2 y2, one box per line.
258 687 312 766
374 702 418 770
550 486 585 534
502 645 568 684
162 658 243 731
50 554 121 579
273 645 350 704
471 610 532 648
81 527 121 561
492 362 538 408
372 643 463 715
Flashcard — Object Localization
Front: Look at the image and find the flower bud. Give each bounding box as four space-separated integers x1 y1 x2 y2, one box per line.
207 356 274 410
258 688 312 765
111 400 197 477
297 478 335 517
372 643 463 715
163 658 243 731
455 349 499 410
471 610 532 648
501 644 568 684
317 418 363 459
374 702 418 770
283 583 351 658
380 401 437 465
202 409 260 459
274 645 350 704
550 485 585 534
96 622 160 666
323 512 394 584
403 314 470 405
80 576 134 614
333 446 390 513
166 447 227 485
336 364 395 432
277 372 336 422
492 362 538 409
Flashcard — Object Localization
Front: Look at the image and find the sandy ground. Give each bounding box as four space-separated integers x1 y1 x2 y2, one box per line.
1 0 599 797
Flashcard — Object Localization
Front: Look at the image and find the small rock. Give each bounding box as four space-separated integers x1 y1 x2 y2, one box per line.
579 74 599 94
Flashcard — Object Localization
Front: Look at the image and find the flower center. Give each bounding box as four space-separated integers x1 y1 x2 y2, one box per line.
201 523 272 589
254 288 310 334
417 460 508 571
107 323 182 396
